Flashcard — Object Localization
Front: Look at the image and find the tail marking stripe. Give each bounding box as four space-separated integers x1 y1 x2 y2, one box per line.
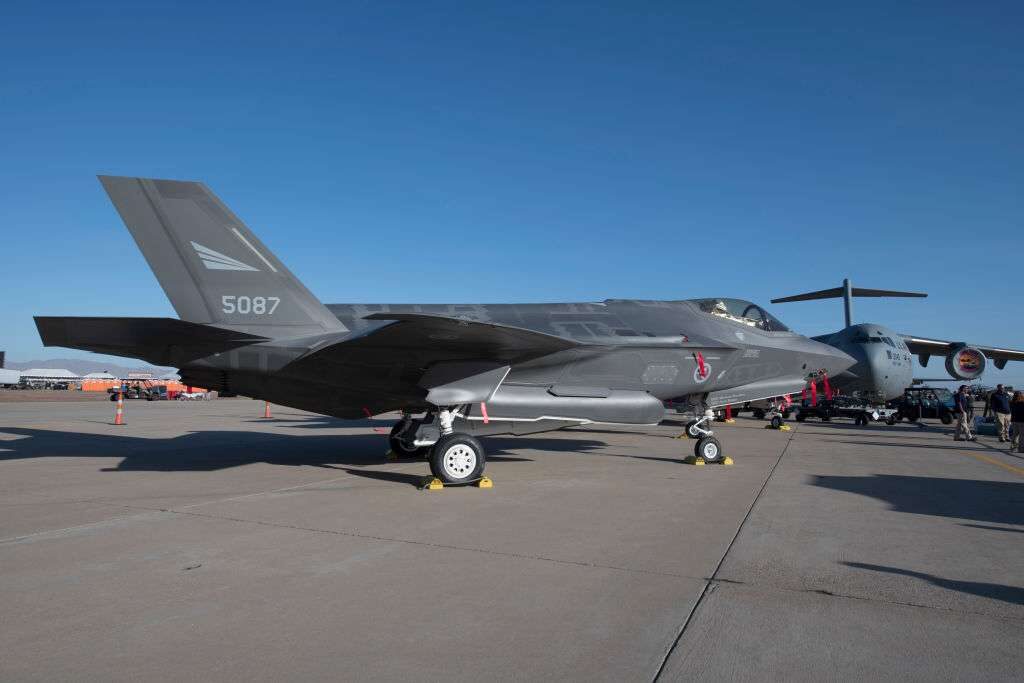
232 228 279 273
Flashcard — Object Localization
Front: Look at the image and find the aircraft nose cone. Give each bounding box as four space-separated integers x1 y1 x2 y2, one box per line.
818 344 857 378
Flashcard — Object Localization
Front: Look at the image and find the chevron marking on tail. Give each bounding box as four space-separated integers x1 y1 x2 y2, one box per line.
191 241 259 272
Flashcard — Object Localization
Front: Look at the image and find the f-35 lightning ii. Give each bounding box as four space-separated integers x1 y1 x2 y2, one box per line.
36 177 854 483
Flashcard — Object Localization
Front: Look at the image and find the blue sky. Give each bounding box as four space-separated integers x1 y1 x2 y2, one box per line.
1 2 1022 384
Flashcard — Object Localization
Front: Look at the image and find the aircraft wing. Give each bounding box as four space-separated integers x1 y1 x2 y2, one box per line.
284 313 579 408
354 313 579 359
900 335 1024 369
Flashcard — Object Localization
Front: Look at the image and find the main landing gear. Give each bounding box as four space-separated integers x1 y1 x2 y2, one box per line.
390 407 488 485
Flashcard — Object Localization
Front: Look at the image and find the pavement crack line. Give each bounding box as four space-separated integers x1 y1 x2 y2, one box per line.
652 423 799 682
0 472 369 545
1 495 700 581
146 506 700 580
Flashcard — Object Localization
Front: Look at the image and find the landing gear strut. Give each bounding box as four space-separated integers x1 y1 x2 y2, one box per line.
687 407 725 463
389 414 429 458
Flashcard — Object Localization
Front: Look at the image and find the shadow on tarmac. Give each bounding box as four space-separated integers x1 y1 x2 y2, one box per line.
0 427 610 474
811 474 1024 525
961 523 1024 534
796 420 938 434
844 562 1024 606
819 438 1000 453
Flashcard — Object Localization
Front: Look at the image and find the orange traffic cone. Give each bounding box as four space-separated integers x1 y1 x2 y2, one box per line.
113 391 125 425
263 401 272 419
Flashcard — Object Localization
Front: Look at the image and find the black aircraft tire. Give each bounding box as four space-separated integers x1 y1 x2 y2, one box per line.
694 436 723 463
940 413 953 425
886 415 897 426
389 422 428 459
429 434 486 484
684 420 702 438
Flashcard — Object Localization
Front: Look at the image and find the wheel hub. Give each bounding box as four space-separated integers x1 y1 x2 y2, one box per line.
442 444 477 479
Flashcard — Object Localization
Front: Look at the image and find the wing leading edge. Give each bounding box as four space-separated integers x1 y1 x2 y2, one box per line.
901 335 1024 369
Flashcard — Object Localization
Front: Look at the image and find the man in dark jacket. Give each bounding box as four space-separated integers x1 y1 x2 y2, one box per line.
1011 391 1024 453
954 385 975 441
989 384 1012 442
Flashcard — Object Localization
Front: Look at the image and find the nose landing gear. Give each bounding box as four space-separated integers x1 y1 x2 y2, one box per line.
681 407 732 465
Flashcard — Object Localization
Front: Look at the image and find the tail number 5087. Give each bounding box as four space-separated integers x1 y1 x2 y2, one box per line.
222 295 280 315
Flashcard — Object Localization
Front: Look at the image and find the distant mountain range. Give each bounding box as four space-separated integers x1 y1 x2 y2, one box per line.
4 359 174 377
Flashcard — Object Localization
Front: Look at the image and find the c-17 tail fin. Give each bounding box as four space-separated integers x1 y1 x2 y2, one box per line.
98 176 346 338
771 277 927 328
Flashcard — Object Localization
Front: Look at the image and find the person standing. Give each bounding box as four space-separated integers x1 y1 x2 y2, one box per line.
954 384 975 441
1011 392 1024 453
989 384 1012 442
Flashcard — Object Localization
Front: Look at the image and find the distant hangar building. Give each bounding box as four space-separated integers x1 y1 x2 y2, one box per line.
20 368 80 381
82 372 118 381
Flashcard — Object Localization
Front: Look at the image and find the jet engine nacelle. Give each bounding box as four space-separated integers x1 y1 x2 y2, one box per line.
945 344 986 380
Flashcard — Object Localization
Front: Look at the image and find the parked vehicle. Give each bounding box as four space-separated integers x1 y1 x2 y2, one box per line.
889 388 955 424
796 395 898 425
144 385 171 401
177 390 208 400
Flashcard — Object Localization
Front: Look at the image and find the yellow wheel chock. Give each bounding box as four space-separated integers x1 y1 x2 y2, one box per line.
420 476 494 490
683 455 734 466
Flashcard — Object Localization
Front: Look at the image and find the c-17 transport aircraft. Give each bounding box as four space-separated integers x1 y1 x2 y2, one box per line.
35 176 854 483
772 279 1024 403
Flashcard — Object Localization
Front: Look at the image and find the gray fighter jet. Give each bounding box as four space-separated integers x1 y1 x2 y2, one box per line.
35 177 853 483
773 278 1024 403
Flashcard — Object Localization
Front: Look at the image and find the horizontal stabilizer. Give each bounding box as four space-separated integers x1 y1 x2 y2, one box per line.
848 287 928 298
35 317 267 367
771 287 927 304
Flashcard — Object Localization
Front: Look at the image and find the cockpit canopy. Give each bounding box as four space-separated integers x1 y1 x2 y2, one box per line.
689 298 789 332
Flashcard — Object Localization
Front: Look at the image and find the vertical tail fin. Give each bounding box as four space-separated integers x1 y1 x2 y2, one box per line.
99 176 345 337
771 278 927 328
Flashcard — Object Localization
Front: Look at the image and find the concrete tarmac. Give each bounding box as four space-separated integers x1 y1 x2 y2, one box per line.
1 401 1021 681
